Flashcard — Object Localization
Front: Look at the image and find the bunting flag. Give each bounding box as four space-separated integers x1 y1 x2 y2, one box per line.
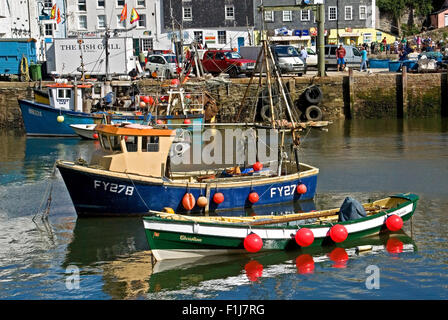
130 8 139 24
57 8 61 24
120 3 127 22
50 4 56 19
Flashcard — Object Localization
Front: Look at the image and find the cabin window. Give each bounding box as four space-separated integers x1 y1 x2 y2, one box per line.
100 135 111 150
110 136 122 152
142 136 159 152
125 136 138 152
57 89 71 99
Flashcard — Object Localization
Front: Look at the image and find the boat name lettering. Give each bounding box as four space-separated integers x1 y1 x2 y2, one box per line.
93 180 134 196
180 235 202 242
28 108 42 117
270 184 296 198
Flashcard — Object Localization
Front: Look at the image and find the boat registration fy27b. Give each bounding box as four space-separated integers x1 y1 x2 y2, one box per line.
143 193 419 261
56 123 319 216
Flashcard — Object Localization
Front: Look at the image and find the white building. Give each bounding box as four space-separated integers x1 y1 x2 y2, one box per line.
64 0 165 53
0 0 39 39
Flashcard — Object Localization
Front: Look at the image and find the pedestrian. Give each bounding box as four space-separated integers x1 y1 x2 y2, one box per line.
360 46 368 72
138 51 146 68
300 46 308 72
336 44 346 71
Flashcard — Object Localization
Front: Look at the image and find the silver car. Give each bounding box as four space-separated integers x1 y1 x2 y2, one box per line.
145 54 178 79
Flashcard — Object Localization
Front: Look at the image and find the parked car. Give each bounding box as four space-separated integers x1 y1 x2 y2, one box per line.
271 45 307 76
324 45 362 70
201 50 256 78
145 54 178 79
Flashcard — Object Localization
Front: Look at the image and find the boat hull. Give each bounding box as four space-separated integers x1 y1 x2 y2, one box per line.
142 194 418 260
18 99 145 137
56 161 318 217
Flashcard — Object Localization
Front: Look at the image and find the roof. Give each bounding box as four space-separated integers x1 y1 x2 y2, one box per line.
432 0 448 14
96 124 175 137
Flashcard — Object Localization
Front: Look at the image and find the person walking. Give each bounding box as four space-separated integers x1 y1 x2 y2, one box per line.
360 46 368 72
300 46 308 74
336 44 346 71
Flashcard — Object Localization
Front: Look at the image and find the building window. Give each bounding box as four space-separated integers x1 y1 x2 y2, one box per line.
183 7 192 21
138 14 146 28
328 7 337 21
43 0 53 9
359 6 367 20
301 10 310 21
218 30 226 44
117 0 125 7
78 15 87 29
282 11 292 22
141 38 153 51
194 31 203 44
225 5 235 20
97 0 105 8
97 15 106 29
345 6 353 21
117 15 125 28
78 0 86 11
264 11 274 22
44 23 54 36
137 0 146 7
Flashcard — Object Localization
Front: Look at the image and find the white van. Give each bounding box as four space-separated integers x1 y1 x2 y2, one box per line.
324 45 362 70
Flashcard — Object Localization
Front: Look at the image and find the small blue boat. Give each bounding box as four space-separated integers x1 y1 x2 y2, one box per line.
56 123 319 217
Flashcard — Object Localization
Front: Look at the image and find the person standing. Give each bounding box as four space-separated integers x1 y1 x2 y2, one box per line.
360 46 368 72
300 46 308 73
336 44 346 71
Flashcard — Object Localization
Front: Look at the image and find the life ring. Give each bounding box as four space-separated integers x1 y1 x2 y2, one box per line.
305 105 323 121
304 85 323 104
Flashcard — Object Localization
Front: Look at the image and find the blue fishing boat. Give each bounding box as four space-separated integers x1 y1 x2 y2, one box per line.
56 123 319 217
18 81 209 137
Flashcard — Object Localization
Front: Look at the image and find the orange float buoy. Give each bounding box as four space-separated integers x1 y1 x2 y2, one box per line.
139 101 146 108
156 119 163 124
170 79 180 86
92 133 99 139
182 193 196 211
252 162 263 171
244 233 263 253
197 195 208 208
248 192 259 204
213 192 224 204
295 228 314 247
329 224 348 243
297 183 307 194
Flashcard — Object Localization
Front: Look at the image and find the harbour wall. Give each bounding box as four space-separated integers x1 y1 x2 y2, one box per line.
1 72 447 129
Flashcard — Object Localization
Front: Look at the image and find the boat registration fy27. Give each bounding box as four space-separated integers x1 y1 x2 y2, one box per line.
93 180 134 196
270 184 296 197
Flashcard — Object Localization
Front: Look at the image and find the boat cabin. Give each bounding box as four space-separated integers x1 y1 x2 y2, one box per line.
91 123 175 177
46 80 93 112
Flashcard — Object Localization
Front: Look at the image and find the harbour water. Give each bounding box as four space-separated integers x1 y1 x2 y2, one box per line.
0 118 447 300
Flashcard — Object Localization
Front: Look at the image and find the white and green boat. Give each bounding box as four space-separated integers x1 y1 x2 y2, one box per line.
143 193 419 261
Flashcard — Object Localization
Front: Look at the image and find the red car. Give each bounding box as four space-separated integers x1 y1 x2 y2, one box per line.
201 50 256 78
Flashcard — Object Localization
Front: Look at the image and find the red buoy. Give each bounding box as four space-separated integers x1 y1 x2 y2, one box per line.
197 196 208 208
245 260 263 281
297 183 307 194
213 192 224 204
295 254 315 274
244 233 263 253
156 119 164 124
328 247 349 268
141 96 150 103
329 224 348 243
148 96 155 105
170 79 180 86
252 162 263 171
248 192 259 204
385 214 403 232
295 228 314 247
182 193 196 211
92 133 99 139
183 119 191 124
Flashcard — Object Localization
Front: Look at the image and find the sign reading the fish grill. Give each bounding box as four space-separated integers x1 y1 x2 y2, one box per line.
46 37 135 76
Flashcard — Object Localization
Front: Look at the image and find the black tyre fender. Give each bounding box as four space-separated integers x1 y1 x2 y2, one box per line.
305 105 323 121
304 85 323 104
260 86 279 105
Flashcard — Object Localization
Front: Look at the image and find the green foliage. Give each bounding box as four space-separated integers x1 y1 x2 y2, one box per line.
401 24 421 36
378 0 433 17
